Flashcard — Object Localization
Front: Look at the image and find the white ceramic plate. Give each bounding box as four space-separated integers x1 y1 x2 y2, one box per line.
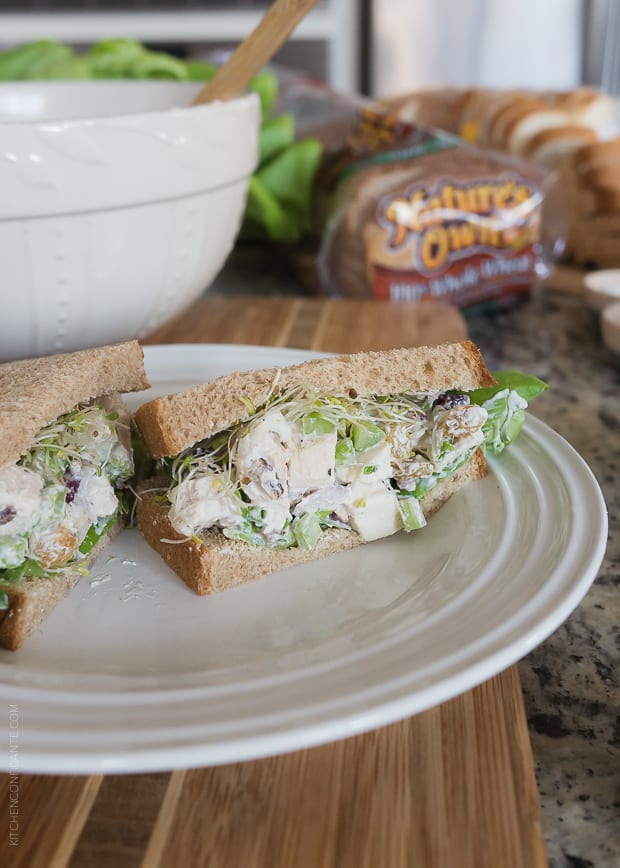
0 345 607 774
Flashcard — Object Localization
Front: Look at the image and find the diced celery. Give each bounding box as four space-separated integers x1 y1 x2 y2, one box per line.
293 512 323 550
302 412 336 436
351 421 385 451
398 497 427 532
335 437 356 465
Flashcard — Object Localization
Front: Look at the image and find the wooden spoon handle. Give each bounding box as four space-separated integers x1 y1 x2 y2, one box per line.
192 0 321 106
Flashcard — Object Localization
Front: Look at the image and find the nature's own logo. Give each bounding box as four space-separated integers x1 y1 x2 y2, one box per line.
379 177 541 273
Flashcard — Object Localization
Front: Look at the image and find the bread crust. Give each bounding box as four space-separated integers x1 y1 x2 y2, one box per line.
135 342 496 459
0 341 150 470
136 450 488 595
0 521 122 651
522 125 598 163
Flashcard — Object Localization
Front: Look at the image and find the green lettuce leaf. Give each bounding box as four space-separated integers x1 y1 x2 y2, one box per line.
259 114 295 164
41 56 92 80
244 175 299 243
223 522 293 550
292 512 322 550
0 40 72 80
184 60 217 81
79 515 116 556
0 558 48 583
129 52 188 81
256 139 322 218
468 370 548 406
478 392 526 454
469 370 547 454
248 68 279 120
88 38 145 78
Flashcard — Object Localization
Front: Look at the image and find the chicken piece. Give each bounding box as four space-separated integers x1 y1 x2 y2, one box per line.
346 480 403 542
335 440 393 485
0 465 43 537
288 430 337 496
169 473 241 537
235 410 292 535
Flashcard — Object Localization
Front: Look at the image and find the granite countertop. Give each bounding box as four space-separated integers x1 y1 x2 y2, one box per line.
467 289 620 868
214 258 619 867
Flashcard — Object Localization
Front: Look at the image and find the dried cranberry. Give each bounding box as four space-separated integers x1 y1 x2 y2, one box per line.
0 506 16 525
65 477 81 504
432 392 470 410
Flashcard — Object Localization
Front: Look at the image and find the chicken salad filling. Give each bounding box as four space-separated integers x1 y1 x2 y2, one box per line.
0 399 134 599
159 373 545 552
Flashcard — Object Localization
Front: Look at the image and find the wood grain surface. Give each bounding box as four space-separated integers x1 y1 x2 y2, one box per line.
0 297 547 868
145 296 469 351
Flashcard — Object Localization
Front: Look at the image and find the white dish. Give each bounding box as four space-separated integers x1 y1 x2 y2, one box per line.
0 344 607 774
583 269 620 312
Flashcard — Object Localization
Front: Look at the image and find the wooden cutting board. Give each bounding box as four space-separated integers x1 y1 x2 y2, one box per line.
0 297 547 868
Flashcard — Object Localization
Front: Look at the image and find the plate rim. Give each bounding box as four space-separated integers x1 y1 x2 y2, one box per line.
0 343 608 773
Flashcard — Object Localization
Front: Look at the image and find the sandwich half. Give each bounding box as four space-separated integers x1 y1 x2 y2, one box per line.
0 341 149 650
135 341 500 595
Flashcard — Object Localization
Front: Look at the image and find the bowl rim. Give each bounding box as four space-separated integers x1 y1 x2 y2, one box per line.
0 82 258 128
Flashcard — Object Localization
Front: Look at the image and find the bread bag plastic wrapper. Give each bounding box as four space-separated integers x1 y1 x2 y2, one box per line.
308 106 563 306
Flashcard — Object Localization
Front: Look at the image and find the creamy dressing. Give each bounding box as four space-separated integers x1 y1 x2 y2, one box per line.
166 393 489 548
0 466 43 537
169 473 242 537
346 481 403 541
235 410 293 536
288 428 337 495
0 403 133 574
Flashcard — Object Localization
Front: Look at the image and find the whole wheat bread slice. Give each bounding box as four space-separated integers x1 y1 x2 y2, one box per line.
0 520 122 651
0 341 149 649
137 450 487 595
135 341 496 459
0 340 150 470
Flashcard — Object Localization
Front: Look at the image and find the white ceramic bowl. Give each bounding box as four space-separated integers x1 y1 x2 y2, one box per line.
601 300 620 355
0 82 260 361
582 269 620 312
